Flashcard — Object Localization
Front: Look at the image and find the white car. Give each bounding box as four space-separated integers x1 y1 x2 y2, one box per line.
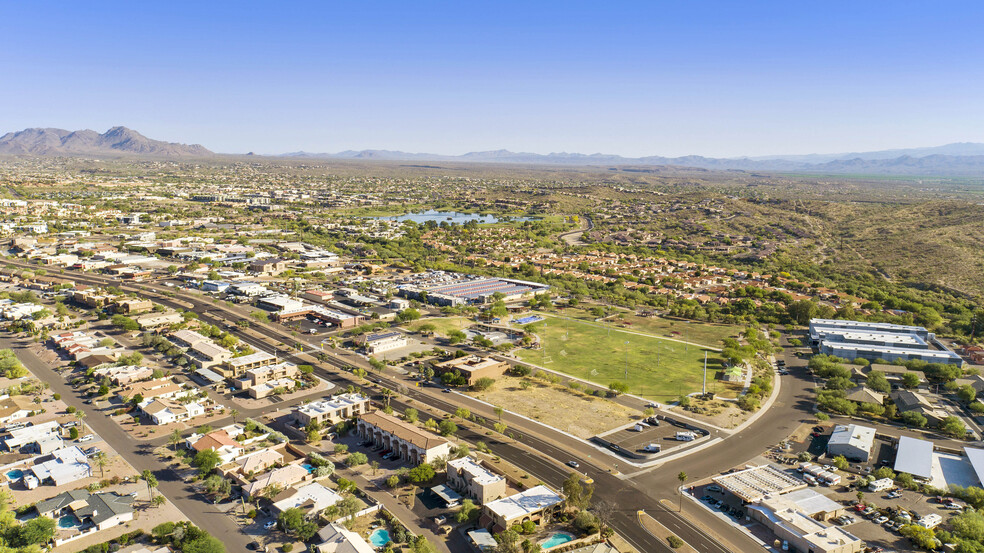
78 434 95 442
567 461 580 469
263 521 277 530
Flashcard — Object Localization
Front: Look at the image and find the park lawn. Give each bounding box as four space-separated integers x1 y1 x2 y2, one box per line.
515 314 729 400
467 375 639 438
405 316 472 336
538 308 739 348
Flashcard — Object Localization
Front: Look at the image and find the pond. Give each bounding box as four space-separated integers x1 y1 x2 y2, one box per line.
540 532 574 549
368 528 391 547
374 210 534 224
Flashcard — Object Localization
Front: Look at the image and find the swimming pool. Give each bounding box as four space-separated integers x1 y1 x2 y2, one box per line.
540 532 574 549
57 514 80 529
368 528 391 547
5 469 23 480
301 463 315 473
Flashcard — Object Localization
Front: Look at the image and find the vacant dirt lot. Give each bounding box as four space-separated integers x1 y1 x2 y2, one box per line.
467 375 637 438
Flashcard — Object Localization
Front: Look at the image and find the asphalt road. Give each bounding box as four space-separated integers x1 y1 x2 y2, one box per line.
6 262 824 552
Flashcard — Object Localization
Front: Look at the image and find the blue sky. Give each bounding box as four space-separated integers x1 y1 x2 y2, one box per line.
1 2 981 157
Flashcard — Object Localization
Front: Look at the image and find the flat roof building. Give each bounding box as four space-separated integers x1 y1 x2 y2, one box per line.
809 319 962 365
712 464 806 503
447 456 507 504
293 393 370 428
433 355 509 386
479 485 563 534
355 331 408 355
827 424 876 463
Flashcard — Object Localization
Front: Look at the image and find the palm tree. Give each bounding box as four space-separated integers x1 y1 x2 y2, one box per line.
168 428 182 452
230 409 239 424
677 472 688 511
94 452 109 478
142 469 158 500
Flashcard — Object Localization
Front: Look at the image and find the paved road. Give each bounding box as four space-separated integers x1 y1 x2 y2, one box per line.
5 261 825 552
0 335 264 553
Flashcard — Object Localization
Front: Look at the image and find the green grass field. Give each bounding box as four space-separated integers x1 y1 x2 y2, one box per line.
514 315 731 400
545 307 739 348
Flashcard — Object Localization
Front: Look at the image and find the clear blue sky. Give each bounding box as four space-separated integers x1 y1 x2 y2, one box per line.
2 2 981 157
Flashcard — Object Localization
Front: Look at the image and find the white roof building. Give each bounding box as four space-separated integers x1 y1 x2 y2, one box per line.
272 482 342 514
482 485 563 530
30 446 91 486
826 424 875 462
895 436 934 480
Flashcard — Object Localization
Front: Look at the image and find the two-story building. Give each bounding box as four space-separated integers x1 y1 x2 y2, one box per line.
356 411 451 465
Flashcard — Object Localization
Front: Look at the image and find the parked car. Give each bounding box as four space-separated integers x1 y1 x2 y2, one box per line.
706 485 722 493
263 521 276 530
875 516 889 525
78 434 94 442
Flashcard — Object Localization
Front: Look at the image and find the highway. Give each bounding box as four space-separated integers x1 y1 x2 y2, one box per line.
4 260 821 552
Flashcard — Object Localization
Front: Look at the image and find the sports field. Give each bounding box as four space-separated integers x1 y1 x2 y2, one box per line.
514 315 729 400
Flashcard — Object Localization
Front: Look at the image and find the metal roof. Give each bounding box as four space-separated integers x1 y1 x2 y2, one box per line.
964 447 984 487
894 436 934 479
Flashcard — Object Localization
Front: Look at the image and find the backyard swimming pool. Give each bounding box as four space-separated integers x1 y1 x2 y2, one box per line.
58 514 80 529
368 528 391 547
540 532 574 549
5 469 23 480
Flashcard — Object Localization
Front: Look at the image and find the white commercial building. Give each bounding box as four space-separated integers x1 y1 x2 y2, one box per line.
480 485 564 534
826 424 875 462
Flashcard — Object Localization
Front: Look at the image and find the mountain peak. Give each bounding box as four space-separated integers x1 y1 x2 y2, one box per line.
0 126 212 157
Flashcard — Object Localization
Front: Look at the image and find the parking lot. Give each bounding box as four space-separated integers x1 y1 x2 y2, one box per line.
602 415 705 455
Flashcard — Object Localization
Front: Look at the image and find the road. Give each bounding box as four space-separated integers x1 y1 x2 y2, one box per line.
5 261 822 552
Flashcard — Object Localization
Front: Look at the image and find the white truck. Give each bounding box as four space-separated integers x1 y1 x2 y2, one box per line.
643 443 661 453
675 431 696 441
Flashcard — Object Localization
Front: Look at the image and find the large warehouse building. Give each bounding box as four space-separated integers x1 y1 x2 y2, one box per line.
809 319 962 365
398 272 550 306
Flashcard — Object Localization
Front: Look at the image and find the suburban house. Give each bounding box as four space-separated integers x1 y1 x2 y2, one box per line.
188 429 245 464
119 378 187 403
433 355 509 386
1 420 61 452
447 456 507 503
271 482 342 516
314 523 376 553
355 331 408 355
29 446 92 486
843 386 885 406
141 398 207 425
356 411 452 466
35 490 134 541
292 393 370 428
245 463 310 498
0 395 33 425
228 447 284 477
890 390 949 424
479 485 564 534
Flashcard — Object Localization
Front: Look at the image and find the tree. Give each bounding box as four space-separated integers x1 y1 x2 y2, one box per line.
677 472 688 511
473 377 496 391
278 507 319 541
370 460 380 476
169 428 182 451
901 411 928 428
607 381 629 396
938 415 967 438
957 385 977 403
204 474 232 499
495 529 522 553
94 452 109 478
142 469 158 499
438 419 458 436
408 463 436 483
386 475 400 488
404 408 419 423
447 329 466 344
456 499 480 523
901 372 921 389
787 300 818 325
900 524 936 550
152 495 167 508
494 406 504 420
832 455 850 471
865 371 891 394
346 452 368 466
454 407 471 420
562 472 592 510
397 308 421 322
13 515 56 547
194 449 221 475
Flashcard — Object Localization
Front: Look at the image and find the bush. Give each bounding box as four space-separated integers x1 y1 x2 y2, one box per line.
346 452 368 466
667 535 684 548
282 544 293 553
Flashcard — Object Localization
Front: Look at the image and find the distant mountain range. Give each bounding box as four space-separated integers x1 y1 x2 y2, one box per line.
283 143 984 176
2 125 984 175
0 127 212 157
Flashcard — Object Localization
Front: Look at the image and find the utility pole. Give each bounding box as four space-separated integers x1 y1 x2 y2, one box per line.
702 351 707 396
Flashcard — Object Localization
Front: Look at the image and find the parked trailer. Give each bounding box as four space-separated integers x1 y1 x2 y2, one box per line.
675 432 696 441
798 462 815 473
